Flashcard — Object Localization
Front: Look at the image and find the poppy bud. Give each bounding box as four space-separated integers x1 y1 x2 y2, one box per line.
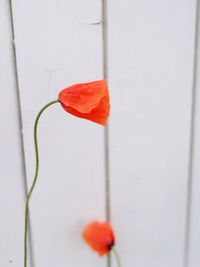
58 80 110 126
82 221 115 256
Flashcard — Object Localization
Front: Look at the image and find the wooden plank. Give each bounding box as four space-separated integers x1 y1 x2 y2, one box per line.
187 2 200 267
107 1 196 267
0 0 26 266
11 1 106 266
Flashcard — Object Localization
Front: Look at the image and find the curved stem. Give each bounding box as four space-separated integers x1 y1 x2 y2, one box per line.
111 247 122 267
24 99 59 267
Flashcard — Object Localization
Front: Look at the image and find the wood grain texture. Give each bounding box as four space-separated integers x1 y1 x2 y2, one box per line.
0 1 26 266
11 1 106 266
106 1 196 267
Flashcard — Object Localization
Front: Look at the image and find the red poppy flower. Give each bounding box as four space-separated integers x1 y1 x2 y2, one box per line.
82 221 115 256
58 80 110 126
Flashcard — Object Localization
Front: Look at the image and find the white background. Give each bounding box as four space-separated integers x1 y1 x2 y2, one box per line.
1 1 200 267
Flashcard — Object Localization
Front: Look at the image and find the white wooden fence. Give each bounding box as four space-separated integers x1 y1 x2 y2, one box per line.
1 1 200 267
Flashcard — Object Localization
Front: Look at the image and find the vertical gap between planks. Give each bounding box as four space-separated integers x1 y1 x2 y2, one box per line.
102 0 111 267
7 1 35 266
184 1 200 267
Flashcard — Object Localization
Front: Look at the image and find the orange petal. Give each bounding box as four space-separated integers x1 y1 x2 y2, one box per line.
58 80 110 125
83 221 115 256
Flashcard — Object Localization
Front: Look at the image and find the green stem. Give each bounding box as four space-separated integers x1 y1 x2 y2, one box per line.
111 247 122 267
24 99 59 267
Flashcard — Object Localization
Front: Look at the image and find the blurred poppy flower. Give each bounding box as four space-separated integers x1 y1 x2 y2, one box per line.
58 80 110 126
82 221 115 256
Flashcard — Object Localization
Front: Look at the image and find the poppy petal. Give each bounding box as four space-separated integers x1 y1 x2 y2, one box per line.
58 80 110 125
83 221 115 256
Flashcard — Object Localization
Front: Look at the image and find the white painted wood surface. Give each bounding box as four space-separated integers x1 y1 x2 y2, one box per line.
187 2 200 267
1 1 200 267
11 1 106 267
107 1 197 267
0 1 26 266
